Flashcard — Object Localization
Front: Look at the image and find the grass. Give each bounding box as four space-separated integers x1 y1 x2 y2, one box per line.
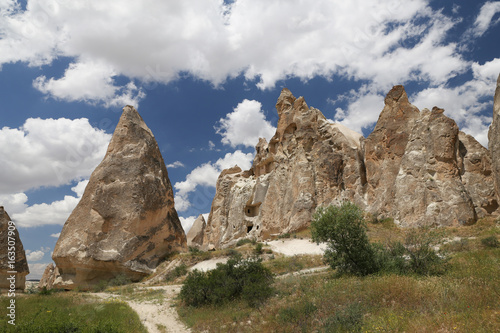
0 292 146 332
177 217 500 332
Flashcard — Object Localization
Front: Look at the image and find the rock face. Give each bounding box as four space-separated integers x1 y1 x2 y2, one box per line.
38 263 58 290
186 215 206 248
204 89 366 248
488 74 500 201
0 207 29 291
52 106 186 290
204 86 498 248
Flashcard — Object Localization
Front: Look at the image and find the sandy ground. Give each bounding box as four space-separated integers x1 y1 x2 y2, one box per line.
266 238 327 256
189 257 228 272
95 285 190 333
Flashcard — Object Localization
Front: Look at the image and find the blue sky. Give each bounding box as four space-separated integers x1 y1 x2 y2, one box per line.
0 0 499 279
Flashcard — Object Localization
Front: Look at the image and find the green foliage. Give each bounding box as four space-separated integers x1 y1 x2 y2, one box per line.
180 254 274 308
92 280 109 292
481 235 499 248
278 300 317 332
254 242 264 255
311 202 379 276
165 263 188 281
403 229 448 276
0 294 146 332
236 238 253 247
323 303 364 333
108 274 132 287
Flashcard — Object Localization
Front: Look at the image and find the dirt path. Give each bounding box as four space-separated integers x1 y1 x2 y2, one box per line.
94 285 190 333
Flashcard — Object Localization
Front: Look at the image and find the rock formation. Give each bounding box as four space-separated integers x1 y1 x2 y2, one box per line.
204 89 366 248
488 74 500 201
38 263 58 290
204 86 498 248
186 214 206 248
52 106 186 290
0 207 29 291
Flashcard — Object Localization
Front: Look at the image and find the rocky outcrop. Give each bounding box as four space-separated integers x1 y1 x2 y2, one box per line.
186 215 206 248
0 207 29 291
52 106 186 290
204 85 498 248
204 89 366 248
488 74 500 201
38 263 58 290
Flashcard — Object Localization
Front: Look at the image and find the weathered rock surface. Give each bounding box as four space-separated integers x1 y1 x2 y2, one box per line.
204 85 498 248
488 74 500 202
204 89 366 248
186 214 206 248
52 106 186 290
38 263 58 290
0 206 29 291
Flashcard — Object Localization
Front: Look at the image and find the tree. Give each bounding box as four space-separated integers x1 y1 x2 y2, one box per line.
311 202 379 276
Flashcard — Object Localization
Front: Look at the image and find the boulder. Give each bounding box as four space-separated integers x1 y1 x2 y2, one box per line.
186 214 206 248
0 206 29 291
52 106 186 290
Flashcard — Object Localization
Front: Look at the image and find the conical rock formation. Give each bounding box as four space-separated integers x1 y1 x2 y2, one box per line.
0 206 29 291
52 106 186 290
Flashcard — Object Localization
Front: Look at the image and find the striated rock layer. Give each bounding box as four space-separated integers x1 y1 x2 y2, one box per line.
204 86 498 248
52 106 186 290
0 207 29 291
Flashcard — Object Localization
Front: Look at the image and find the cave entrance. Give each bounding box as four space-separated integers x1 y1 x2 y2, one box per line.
247 224 254 233
244 203 261 217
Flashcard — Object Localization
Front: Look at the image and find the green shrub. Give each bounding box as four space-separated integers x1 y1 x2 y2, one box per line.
109 273 132 287
188 246 201 254
180 254 274 308
165 263 188 281
236 238 252 247
323 303 364 332
254 242 264 255
311 202 379 276
403 229 448 276
481 235 499 248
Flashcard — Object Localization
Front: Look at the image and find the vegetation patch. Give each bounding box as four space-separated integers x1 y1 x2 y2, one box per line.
0 293 146 332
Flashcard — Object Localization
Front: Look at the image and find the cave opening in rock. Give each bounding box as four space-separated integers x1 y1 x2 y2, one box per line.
247 224 254 233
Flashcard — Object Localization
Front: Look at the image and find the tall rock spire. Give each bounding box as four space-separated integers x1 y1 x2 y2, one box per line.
488 74 500 202
52 106 186 290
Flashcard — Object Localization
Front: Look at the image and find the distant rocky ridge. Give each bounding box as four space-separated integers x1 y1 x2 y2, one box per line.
0 207 29 291
204 81 500 248
51 106 186 290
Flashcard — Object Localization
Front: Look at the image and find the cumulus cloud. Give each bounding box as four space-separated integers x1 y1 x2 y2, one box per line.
50 233 61 238
26 249 45 262
6 179 88 228
0 0 471 105
0 117 110 194
27 262 51 280
180 213 210 233
174 150 254 211
216 99 276 147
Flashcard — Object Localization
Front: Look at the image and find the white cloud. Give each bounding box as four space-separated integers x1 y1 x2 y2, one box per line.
33 59 145 107
50 233 60 238
180 216 197 233
166 161 185 169
469 1 500 37
216 99 276 148
0 0 471 104
26 250 45 262
0 117 110 194
8 179 88 228
174 150 254 211
27 263 51 280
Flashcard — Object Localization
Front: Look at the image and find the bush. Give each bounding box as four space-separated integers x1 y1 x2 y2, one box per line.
236 238 253 247
254 242 264 255
180 254 274 308
311 202 379 276
403 229 448 276
109 273 132 287
165 263 188 281
481 235 499 248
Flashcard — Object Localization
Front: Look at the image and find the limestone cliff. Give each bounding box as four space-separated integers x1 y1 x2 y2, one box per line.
52 106 186 290
0 207 29 291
